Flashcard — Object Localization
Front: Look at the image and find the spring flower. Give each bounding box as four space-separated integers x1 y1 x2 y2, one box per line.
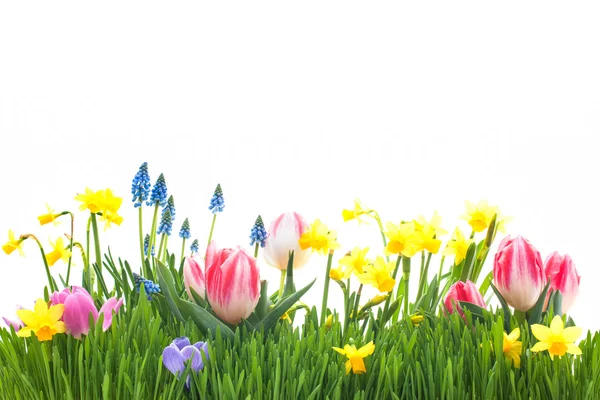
461 200 498 233
502 328 522 368
415 211 447 237
443 229 474 265
147 173 168 207
133 273 161 300
2 230 25 256
190 239 200 255
183 256 206 300
443 280 486 315
342 198 369 223
384 221 420 258
493 235 545 311
38 204 61 226
75 188 123 229
263 212 311 270
75 188 104 214
249 215 268 248
179 218 191 240
410 314 425 326
16 299 66 341
162 337 209 389
208 184 224 213
98 297 124 331
298 219 341 255
329 266 345 281
205 242 260 324
144 234 155 257
131 162 151 207
339 247 372 278
3 306 24 331
544 252 581 314
357 256 396 293
45 237 72 267
157 208 173 236
332 341 375 375
531 315 582 360
324 314 334 330
412 222 441 254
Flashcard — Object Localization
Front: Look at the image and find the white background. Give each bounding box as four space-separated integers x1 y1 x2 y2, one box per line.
1 2 599 334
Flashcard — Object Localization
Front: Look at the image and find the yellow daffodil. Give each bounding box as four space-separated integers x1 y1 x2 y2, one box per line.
410 314 425 326
100 211 124 231
38 204 62 226
531 315 582 360
45 237 72 267
415 211 448 237
357 256 396 293
298 219 341 255
359 294 389 313
16 299 66 342
2 230 25 256
461 200 499 233
384 221 420 257
333 341 375 375
75 188 104 213
338 247 372 278
342 198 369 223
329 266 346 281
280 311 292 324
443 229 474 265
502 327 522 367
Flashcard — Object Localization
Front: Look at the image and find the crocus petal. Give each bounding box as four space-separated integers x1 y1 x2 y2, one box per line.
562 326 582 343
63 292 99 339
172 336 191 351
530 324 551 341
99 297 123 331
181 346 204 371
162 344 186 376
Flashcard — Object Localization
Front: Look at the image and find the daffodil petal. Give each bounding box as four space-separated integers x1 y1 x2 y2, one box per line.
531 342 550 352
16 309 39 326
16 327 33 337
531 324 551 341
567 344 582 355
358 341 375 357
332 347 345 355
48 304 65 322
345 360 352 375
562 327 582 343
34 299 48 317
507 328 520 342
550 316 564 335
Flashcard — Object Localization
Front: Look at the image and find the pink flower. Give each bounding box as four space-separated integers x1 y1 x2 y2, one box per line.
263 212 312 271
544 252 581 313
99 297 124 331
183 255 206 300
205 242 261 325
2 305 24 331
493 235 546 311
444 280 486 315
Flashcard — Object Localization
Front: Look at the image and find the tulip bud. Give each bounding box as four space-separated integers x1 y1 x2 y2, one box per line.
99 297 124 331
263 212 311 271
544 252 581 313
444 280 486 315
63 291 99 339
205 243 261 325
183 255 206 300
493 235 545 311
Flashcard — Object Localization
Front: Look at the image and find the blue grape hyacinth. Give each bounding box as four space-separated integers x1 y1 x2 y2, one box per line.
147 173 168 207
179 218 191 239
144 234 155 257
131 162 151 207
157 208 173 236
250 215 268 247
208 184 224 214
190 239 199 254
133 272 161 300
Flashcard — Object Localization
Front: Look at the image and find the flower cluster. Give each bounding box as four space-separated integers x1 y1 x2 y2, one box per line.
75 188 124 229
133 273 161 300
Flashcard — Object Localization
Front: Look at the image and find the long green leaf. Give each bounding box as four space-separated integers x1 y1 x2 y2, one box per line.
253 279 316 331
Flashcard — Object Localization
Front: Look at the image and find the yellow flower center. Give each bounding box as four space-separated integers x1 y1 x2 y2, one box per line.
549 340 568 357
36 325 55 341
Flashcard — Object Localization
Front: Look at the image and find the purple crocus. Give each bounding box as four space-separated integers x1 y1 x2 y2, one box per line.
162 336 209 389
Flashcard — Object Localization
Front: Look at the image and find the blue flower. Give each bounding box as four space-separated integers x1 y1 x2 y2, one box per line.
249 215 268 247
133 272 161 300
190 239 199 254
131 162 151 208
162 337 209 389
179 218 191 240
143 234 155 257
147 173 168 207
208 184 224 214
157 207 173 236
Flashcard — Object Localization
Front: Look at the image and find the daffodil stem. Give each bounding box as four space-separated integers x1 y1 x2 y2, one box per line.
373 213 389 263
148 202 159 276
73 242 87 270
278 270 286 301
416 252 433 300
382 255 402 319
22 234 56 292
254 243 259 258
320 250 334 325
352 284 364 323
86 216 92 291
65 212 74 286
402 256 411 317
438 256 446 282
343 279 350 330
207 214 217 248
180 238 186 266
90 213 103 297
138 204 144 269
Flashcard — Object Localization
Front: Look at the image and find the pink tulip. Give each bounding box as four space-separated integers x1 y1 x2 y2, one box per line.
544 252 581 313
263 212 311 271
493 235 546 311
2 305 24 331
205 242 261 325
51 285 92 305
99 297 124 331
444 280 486 315
183 255 206 300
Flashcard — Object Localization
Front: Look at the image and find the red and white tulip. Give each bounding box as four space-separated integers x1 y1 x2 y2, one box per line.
263 212 311 271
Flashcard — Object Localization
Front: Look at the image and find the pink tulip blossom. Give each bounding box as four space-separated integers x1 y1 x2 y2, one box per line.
444 280 486 315
183 255 206 300
263 212 311 271
544 252 581 313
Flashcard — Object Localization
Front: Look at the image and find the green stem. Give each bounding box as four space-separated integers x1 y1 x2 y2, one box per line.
342 279 350 330
278 270 286 301
90 213 103 297
416 252 433 300
382 255 402 317
207 214 217 248
320 250 335 325
372 212 389 262
65 212 74 286
157 233 166 261
73 242 88 271
21 234 56 292
180 238 186 266
138 203 145 268
437 256 446 282
162 235 169 263
86 216 92 292
148 202 160 275
402 256 412 317
254 243 259 258
352 284 364 322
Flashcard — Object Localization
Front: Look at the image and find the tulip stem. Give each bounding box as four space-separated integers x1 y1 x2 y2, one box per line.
207 214 217 248
90 213 103 297
320 250 335 325
65 212 75 286
138 203 145 269
278 270 286 301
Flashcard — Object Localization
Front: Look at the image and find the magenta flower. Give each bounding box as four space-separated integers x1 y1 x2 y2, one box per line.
183 255 206 301
205 241 260 325
162 336 209 388
2 305 24 331
263 212 312 271
544 252 581 313
444 280 486 316
99 297 124 331
493 235 546 311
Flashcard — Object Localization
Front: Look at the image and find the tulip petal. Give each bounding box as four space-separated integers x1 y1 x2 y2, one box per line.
99 297 123 331
63 292 99 339
562 327 582 343
530 324 551 341
162 344 186 376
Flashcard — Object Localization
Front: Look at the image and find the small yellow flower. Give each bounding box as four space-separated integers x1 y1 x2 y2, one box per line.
333 341 375 375
75 188 104 213
329 266 346 281
502 327 522 367
415 211 448 237
45 237 72 267
339 247 372 278
443 229 474 265
38 204 62 226
410 314 425 326
461 200 498 233
324 314 334 330
384 221 421 257
359 294 389 313
2 230 25 256
100 211 124 230
298 219 341 255
357 256 396 293
16 299 66 342
342 198 369 223
280 311 292 324
531 315 582 360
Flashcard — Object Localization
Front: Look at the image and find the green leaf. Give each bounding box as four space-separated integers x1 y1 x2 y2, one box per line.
527 281 551 325
283 251 295 298
254 280 271 320
490 282 512 331
460 242 477 282
458 301 487 322
175 299 235 339
155 259 184 322
253 279 316 331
